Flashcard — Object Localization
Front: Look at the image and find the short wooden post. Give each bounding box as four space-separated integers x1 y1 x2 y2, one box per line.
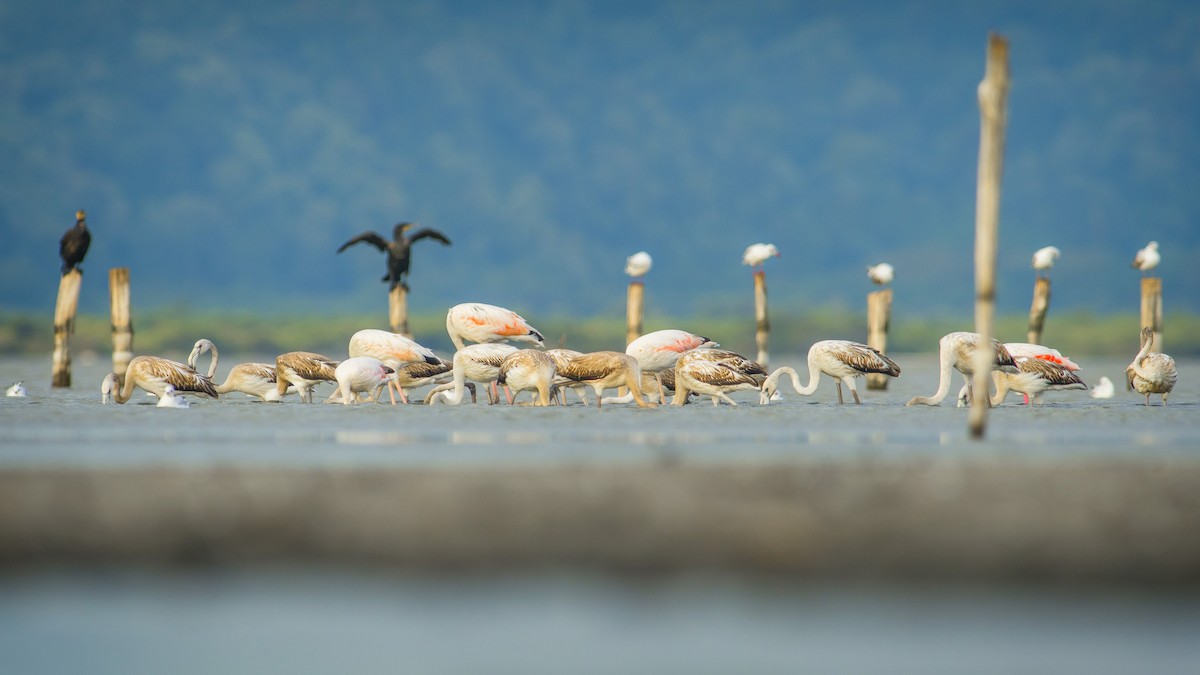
626 281 644 346
51 269 83 388
753 270 769 369
970 33 1009 440
388 286 410 337
1140 277 1162 352
1026 277 1051 344
866 288 893 390
109 267 133 378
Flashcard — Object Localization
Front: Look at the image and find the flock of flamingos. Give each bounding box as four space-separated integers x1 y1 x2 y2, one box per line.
6 242 1175 409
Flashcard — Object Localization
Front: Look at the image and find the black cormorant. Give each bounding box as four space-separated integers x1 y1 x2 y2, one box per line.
336 222 451 291
59 209 91 276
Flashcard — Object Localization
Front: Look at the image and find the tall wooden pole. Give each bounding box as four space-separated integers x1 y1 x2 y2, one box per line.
1140 277 1162 352
389 286 410 337
626 281 645 346
1026 277 1051 344
753 271 769 369
51 270 83 388
970 33 1010 440
109 267 134 378
866 288 893 390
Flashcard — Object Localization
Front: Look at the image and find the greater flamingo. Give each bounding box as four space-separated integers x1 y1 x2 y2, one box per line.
759 340 900 405
989 358 1087 406
672 349 762 407
497 349 557 406
101 355 219 404
905 332 1015 407
1126 327 1177 405
275 351 339 403
187 338 293 402
347 329 441 403
327 357 395 405
555 351 654 409
426 343 518 405
445 302 544 350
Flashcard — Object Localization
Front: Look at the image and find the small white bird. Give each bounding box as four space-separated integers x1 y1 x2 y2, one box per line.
156 385 190 408
1131 241 1160 273
742 243 780 269
1032 246 1061 276
624 251 652 278
6 381 27 397
1090 376 1115 399
866 263 894 286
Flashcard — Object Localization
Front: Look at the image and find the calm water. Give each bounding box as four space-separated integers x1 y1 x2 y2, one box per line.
2 352 1198 674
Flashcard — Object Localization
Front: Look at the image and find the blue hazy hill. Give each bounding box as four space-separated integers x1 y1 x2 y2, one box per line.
2 0 1196 321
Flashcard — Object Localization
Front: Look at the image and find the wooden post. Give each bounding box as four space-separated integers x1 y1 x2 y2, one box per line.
109 267 133 378
753 270 769 369
866 288 893 390
970 33 1009 440
51 269 83 388
388 286 410 337
1026 277 1051 344
626 281 644 346
1140 277 1162 352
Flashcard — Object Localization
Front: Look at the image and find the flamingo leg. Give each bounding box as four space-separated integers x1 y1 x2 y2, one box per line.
835 381 844 405
846 379 862 405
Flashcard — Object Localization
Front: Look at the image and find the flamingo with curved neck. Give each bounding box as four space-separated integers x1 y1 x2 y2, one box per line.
906 332 1014 407
427 343 517 405
759 340 900 405
1126 327 1177 406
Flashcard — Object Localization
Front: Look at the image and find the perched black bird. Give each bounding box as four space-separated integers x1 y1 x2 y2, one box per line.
336 222 451 291
59 209 92 276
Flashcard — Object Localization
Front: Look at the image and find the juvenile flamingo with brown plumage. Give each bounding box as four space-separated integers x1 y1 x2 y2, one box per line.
556 351 654 409
1126 327 1177 406
101 355 218 404
275 351 340 403
760 340 900 405
905 332 1015 407
672 349 762 407
426 343 517 405
989 358 1087 406
188 338 293 402
497 349 557 406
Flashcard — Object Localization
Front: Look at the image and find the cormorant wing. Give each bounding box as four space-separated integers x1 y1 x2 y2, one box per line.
408 228 452 246
336 231 389 253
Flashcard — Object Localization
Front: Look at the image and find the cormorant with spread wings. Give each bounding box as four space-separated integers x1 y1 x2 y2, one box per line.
336 222 451 291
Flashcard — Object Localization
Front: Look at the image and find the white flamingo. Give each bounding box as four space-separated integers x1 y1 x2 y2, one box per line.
624 251 652 278
327 357 395 405
556 351 654 409
497 349 557 406
101 355 219 404
1131 241 1160 274
1031 246 1061 277
6 381 27 397
866 263 895 286
1126 327 1177 406
275 351 339 403
156 384 190 409
760 340 900 405
426 343 518 405
742 243 779 269
905 332 1016 407
672 349 762 407
445 302 544 350
187 338 293 402
990 358 1087 406
624 329 718 398
347 329 441 403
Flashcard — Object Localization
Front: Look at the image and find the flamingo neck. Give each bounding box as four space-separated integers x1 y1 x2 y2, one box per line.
796 356 824 395
907 341 956 405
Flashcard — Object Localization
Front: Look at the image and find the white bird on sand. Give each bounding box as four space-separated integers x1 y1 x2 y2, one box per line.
445 302 545 351
672 349 764 407
1090 376 1115 399
760 340 901 405
624 251 653 278
6 381 26 397
990 358 1087 406
426 343 518 405
555 351 655 409
905 332 1016 407
348 329 441 403
156 384 190 409
275 351 339 403
1126 327 1177 406
742 243 780 269
188 338 294 402
327 357 395 405
866 263 895 286
497 349 558 406
1032 246 1061 276
101 356 219 404
1131 241 1160 274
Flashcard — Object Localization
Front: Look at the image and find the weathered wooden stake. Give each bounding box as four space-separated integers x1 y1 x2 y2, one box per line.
970 33 1010 440
626 281 645 346
51 269 83 388
1140 277 1162 352
753 271 770 369
109 267 133 378
1026 277 1051 344
388 286 410 337
866 288 893 390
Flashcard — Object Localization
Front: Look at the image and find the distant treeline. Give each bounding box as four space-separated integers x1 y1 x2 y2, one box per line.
3 309 1197 359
